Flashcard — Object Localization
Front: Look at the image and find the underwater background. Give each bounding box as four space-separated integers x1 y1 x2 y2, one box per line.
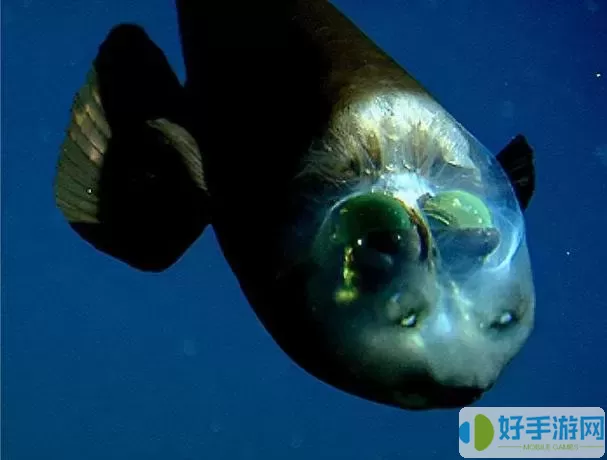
2 0 606 458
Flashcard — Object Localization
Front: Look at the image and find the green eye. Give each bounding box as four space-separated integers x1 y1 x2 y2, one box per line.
421 190 492 230
314 192 416 304
331 193 414 246
420 190 500 271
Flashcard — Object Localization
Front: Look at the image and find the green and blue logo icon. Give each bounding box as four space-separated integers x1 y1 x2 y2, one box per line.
459 407 605 458
459 413 495 452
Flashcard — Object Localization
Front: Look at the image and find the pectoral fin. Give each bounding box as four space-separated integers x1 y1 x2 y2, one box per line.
54 24 210 272
497 134 535 210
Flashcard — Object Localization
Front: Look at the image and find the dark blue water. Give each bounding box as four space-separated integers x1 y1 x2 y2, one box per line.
2 1 606 459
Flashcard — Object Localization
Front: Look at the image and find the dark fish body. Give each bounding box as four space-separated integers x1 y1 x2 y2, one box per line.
55 0 535 409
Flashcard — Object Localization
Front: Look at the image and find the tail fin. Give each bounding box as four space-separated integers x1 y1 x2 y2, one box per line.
54 24 210 272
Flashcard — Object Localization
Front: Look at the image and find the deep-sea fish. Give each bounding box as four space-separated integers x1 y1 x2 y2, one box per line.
54 0 536 410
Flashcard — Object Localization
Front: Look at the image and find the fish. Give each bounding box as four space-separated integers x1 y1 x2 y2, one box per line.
54 0 535 410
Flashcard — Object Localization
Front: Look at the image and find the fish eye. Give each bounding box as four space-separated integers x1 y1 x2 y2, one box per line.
360 230 404 255
323 193 416 294
349 244 397 292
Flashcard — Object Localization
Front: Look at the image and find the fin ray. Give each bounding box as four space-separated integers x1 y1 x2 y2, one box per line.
54 24 210 272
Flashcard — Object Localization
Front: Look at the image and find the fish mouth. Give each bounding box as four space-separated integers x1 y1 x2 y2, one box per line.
394 381 486 410
273 173 530 412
